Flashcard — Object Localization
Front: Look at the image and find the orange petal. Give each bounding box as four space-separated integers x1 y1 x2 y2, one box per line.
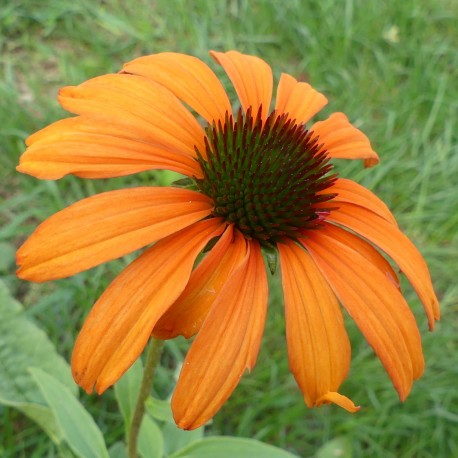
278 239 354 410
302 227 425 400
58 73 206 155
153 225 247 339
210 50 273 120
310 113 380 167
17 188 213 282
321 222 400 290
326 202 440 329
122 52 232 125
275 73 327 125
72 218 225 394
321 178 397 226
317 392 360 413
172 240 268 430
18 116 202 179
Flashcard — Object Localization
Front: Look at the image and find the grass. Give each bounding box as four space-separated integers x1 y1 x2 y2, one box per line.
1 0 457 456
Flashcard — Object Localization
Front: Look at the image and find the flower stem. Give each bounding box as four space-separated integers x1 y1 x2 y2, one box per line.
127 338 164 458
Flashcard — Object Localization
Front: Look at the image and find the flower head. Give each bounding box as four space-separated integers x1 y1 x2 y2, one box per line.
17 51 440 429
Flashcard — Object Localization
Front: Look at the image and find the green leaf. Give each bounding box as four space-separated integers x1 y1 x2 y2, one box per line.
108 442 128 458
30 368 109 458
315 437 352 458
138 414 164 458
169 436 299 458
146 396 175 424
18 402 63 444
162 421 204 456
0 280 76 407
114 358 143 428
0 280 76 444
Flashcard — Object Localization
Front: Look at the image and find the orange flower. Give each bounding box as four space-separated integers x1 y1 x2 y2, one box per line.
17 51 440 430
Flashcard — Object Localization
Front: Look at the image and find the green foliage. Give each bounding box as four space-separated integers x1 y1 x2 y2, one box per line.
168 436 298 458
30 368 109 458
114 359 144 430
1 0 457 456
0 280 76 449
0 280 295 457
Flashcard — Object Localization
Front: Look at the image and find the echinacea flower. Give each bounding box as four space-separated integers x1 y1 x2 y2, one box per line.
17 51 440 430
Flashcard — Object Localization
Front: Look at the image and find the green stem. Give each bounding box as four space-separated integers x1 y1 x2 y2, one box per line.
127 338 164 458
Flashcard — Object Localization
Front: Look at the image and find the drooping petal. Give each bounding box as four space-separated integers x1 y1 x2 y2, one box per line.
18 116 202 179
310 113 380 167
210 50 273 120
321 178 397 226
72 218 226 394
326 202 440 329
275 73 328 125
153 225 247 339
58 73 206 155
302 227 425 400
17 188 213 282
172 240 268 430
317 392 361 411
122 52 232 124
278 239 358 412
321 223 400 290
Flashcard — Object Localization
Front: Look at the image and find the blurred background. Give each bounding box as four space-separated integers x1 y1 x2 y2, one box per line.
1 0 457 456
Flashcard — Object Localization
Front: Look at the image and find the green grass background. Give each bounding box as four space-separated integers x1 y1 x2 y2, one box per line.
1 0 457 456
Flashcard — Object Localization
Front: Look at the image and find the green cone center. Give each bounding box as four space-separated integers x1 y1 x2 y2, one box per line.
196 107 337 244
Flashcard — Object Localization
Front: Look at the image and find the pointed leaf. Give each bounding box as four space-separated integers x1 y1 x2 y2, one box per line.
138 414 164 458
170 436 298 458
30 368 109 458
18 403 63 444
0 280 76 407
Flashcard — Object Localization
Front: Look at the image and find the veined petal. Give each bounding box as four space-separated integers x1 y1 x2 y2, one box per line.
321 223 400 290
210 50 273 121
153 225 246 339
278 239 358 412
302 227 425 400
172 240 268 430
310 113 380 167
72 218 226 394
58 74 206 155
275 73 328 125
18 116 202 179
122 52 232 124
326 202 440 329
17 188 213 282
323 178 397 226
